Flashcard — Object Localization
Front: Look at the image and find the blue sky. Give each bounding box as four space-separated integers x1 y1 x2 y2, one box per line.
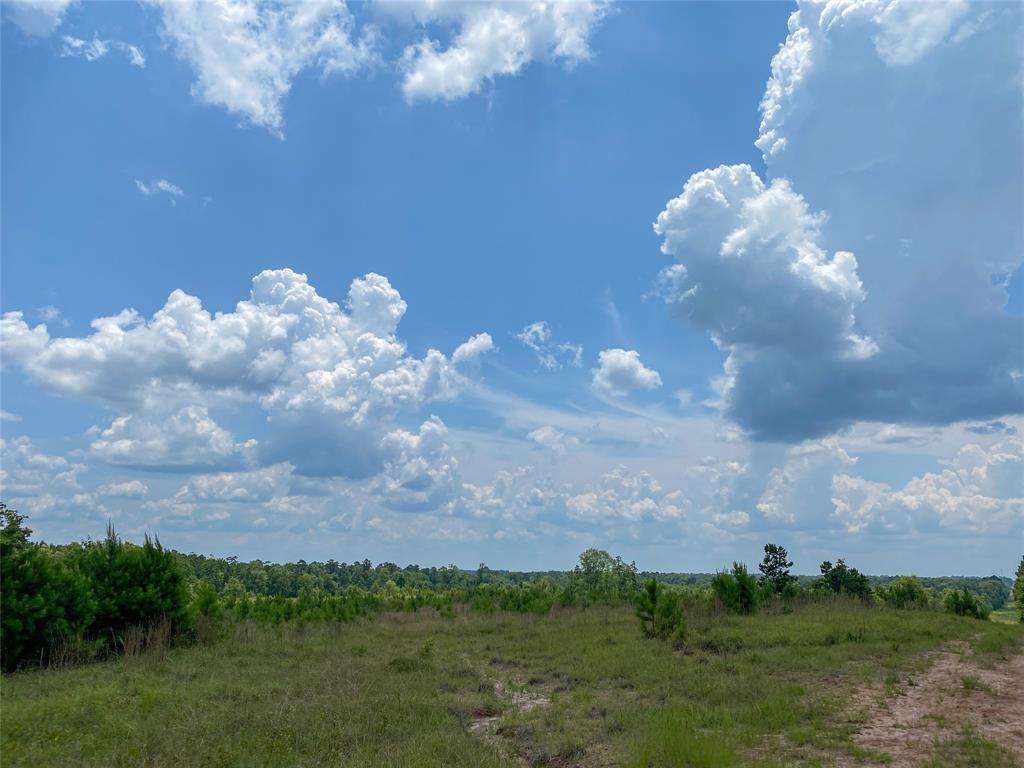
1 0 1022 576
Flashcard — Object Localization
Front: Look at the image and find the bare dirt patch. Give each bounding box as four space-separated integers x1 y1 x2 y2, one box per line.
841 643 1024 766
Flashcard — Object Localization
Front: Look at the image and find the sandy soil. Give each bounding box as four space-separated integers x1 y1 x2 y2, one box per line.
843 642 1024 766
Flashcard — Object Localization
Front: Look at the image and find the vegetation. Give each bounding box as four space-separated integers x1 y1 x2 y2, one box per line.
817 558 872 599
634 578 686 643
945 588 991 620
758 542 796 597
3 506 1022 766
1015 556 1024 622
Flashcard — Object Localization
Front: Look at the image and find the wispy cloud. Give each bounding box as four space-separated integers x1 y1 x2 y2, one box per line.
135 179 185 205
62 36 145 67
515 321 582 370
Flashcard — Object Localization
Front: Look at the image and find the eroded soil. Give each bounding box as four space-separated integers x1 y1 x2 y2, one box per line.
842 642 1024 766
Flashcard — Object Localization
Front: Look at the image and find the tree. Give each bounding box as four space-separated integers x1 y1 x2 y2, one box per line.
569 549 639 604
945 588 989 620
1013 556 1024 623
1 505 95 671
711 563 760 614
758 543 796 596
71 524 190 647
635 579 686 643
818 559 871 600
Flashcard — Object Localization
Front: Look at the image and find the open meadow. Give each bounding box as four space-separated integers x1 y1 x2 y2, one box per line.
3 601 1022 768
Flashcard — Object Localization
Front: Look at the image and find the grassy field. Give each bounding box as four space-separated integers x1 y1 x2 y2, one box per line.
990 606 1021 625
2 603 1022 768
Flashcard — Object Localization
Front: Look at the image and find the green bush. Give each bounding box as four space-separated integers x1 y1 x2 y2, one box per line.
71 525 191 648
1 505 96 671
711 563 760 615
817 559 871 600
944 588 990 620
635 579 687 643
876 576 931 609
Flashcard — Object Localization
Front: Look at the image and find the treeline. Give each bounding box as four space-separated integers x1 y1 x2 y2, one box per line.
2 504 1023 673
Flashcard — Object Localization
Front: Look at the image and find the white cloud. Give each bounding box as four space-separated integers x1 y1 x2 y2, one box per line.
153 0 376 136
3 0 76 36
374 416 460 512
832 438 1024 533
592 348 661 397
400 1 606 102
89 406 257 471
527 425 579 457
655 1 1022 441
2 268 483 483
0 436 93 518
178 463 293 504
452 332 494 364
515 320 582 370
61 36 146 67
135 179 184 204
566 465 683 523
0 410 22 423
97 480 149 498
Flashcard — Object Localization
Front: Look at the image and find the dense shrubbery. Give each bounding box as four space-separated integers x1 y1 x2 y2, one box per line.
1 506 190 671
817 559 872 600
711 562 762 614
1 505 96 671
876 576 931 609
945 588 990 620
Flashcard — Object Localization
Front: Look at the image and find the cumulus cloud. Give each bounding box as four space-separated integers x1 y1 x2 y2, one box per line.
153 0 376 136
566 465 683 523
62 35 145 67
3 0 76 36
592 348 661 397
0 436 91 518
527 425 579 457
2 268 484 481
374 416 460 512
400 1 607 102
89 407 258 471
452 332 494 365
97 480 149 498
655 0 1023 441
515 321 582 370
832 438 1024 533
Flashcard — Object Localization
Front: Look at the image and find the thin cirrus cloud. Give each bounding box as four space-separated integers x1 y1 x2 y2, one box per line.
61 35 145 67
652 0 1023 442
135 179 184 204
515 321 582 370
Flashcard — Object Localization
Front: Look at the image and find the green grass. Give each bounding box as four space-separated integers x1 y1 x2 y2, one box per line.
2 604 1021 767
989 606 1022 625
921 727 1018 768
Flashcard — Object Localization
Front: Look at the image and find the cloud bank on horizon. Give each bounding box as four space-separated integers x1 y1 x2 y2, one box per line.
1 0 1021 572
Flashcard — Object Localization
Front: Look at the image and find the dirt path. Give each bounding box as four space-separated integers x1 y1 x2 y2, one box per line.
843 643 1024 765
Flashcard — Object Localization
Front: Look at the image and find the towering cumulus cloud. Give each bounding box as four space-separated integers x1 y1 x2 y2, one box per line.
655 0 1023 441
1 269 491 480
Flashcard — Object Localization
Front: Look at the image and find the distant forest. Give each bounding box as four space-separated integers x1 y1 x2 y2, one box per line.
169 549 1013 610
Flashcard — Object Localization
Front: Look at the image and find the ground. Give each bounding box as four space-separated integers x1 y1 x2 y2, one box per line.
1 604 1021 767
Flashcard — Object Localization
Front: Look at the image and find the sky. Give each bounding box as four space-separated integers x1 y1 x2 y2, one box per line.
1 0 1022 576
